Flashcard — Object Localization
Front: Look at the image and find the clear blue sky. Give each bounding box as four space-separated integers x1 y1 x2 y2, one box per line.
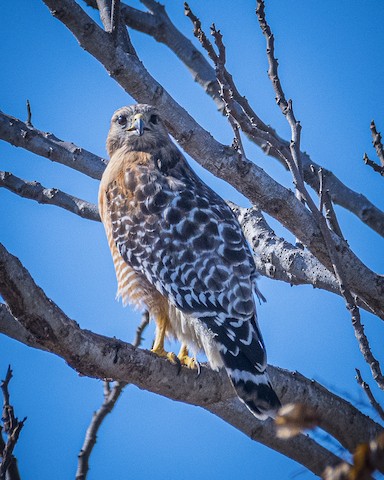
1 1 384 479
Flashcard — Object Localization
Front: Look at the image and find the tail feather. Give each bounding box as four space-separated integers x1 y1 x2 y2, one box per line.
222 351 281 419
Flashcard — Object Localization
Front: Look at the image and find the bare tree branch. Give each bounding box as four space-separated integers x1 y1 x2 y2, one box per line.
231 203 339 294
0 303 47 352
363 121 384 176
87 0 384 238
316 167 345 240
76 312 149 480
0 242 381 475
0 171 100 221
25 100 33 128
370 121 384 167
0 111 107 180
352 312 384 390
0 366 26 480
364 153 384 176
356 369 384 422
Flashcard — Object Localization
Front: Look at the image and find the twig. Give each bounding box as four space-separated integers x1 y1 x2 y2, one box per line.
0 171 100 221
0 366 26 480
364 153 384 176
256 0 384 390
210 24 246 158
351 310 384 390
111 0 121 42
316 167 345 239
133 310 150 348
76 312 150 480
323 190 345 240
370 120 384 167
356 369 384 422
26 99 32 128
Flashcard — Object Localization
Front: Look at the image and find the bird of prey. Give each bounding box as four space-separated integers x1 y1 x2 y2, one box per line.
98 104 281 419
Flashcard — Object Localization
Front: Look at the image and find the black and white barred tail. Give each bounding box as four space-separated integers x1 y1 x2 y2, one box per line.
221 349 281 420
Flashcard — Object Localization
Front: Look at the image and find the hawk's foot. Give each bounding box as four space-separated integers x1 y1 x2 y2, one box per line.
178 344 200 374
151 346 180 367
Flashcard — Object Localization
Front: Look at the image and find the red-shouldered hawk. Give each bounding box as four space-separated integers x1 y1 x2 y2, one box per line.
98 104 281 419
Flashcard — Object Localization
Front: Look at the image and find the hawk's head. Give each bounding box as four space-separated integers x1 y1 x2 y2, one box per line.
107 104 169 157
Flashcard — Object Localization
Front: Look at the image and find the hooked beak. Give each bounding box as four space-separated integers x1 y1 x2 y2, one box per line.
129 114 144 136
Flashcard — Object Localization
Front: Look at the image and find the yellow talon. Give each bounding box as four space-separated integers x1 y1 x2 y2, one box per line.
178 344 198 369
151 346 178 365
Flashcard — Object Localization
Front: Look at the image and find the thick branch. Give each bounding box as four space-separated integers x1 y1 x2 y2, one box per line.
0 242 381 474
231 203 339 294
96 0 384 238
0 171 100 221
0 303 47 352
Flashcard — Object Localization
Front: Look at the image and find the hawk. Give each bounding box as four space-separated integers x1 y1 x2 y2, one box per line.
98 104 281 419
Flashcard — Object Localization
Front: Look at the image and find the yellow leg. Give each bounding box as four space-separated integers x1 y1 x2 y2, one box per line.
151 313 178 365
178 344 198 370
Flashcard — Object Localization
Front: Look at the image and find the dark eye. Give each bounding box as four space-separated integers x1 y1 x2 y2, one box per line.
117 115 127 126
149 114 158 125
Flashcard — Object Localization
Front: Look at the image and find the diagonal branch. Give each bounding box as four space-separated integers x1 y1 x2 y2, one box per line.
356 369 384 422
0 111 107 180
0 242 381 474
0 171 100 221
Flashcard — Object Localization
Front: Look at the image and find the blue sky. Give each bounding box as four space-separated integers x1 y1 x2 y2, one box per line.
1 1 384 479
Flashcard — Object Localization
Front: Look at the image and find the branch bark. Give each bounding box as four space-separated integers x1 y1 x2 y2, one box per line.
0 111 107 180
0 171 100 221
0 243 381 476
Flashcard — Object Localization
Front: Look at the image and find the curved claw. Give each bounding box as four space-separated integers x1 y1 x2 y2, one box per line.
194 359 201 378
